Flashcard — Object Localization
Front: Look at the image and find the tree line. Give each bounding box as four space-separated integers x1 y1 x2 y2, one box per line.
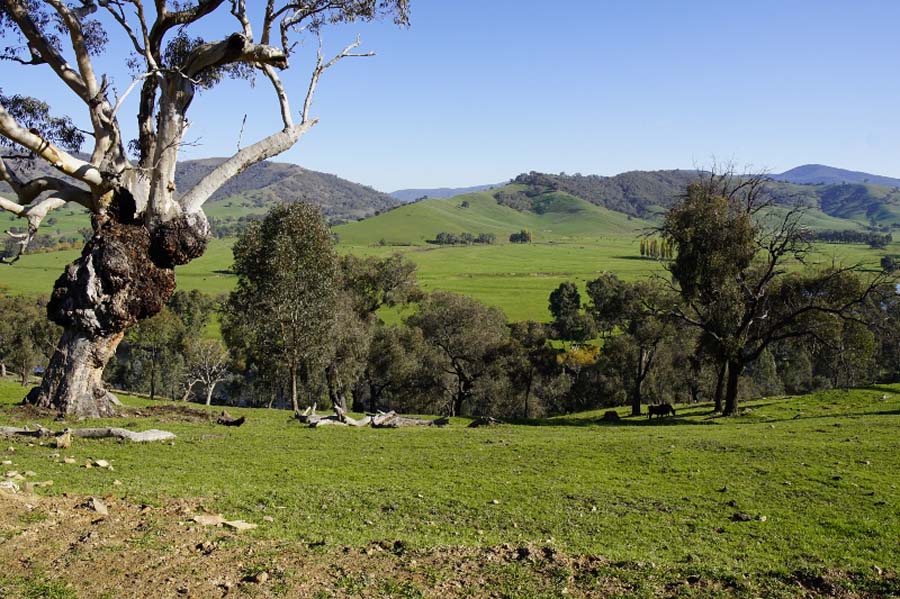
9 171 893 419
430 232 497 245
812 229 892 248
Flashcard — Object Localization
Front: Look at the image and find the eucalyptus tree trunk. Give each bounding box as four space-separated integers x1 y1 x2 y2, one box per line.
26 193 208 417
723 360 743 416
713 361 727 413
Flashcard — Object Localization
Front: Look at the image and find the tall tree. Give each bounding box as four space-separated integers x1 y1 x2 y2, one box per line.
223 202 338 413
0 0 409 417
661 170 889 415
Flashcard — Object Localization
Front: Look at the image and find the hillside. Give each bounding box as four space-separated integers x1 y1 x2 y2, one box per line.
175 158 400 223
504 170 899 228
1 381 899 597
775 163 900 187
334 186 653 246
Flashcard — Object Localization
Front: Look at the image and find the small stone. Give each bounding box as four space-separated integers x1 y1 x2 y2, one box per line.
83 461 92 469
53 432 71 450
491 499 500 505
113 480 122 486
62 457 76 464
756 515 767 522
93 459 111 469
873 565 883 576
87 497 109 516
262 515 274 523
24 471 36 478
223 520 257 531
1 460 11 465
253 572 269 584
6 447 14 452
193 514 226 526
0 480 19 493
5 471 24 481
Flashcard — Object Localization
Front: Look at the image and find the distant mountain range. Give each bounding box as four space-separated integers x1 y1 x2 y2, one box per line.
773 164 900 188
4 160 900 233
389 183 504 202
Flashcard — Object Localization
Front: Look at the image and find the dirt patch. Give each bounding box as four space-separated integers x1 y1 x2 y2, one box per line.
125 404 214 423
0 400 57 424
0 491 895 599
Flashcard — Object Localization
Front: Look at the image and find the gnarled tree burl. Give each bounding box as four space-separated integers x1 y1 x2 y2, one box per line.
0 0 409 417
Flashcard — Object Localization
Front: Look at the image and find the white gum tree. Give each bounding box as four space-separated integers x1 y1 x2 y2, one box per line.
0 0 408 417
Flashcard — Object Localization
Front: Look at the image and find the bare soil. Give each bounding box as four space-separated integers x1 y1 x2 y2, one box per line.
2 489 893 599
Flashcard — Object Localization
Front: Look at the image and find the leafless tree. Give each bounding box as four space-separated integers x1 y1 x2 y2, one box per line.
183 338 229 406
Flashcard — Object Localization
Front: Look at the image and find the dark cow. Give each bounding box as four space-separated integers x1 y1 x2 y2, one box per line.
647 403 675 419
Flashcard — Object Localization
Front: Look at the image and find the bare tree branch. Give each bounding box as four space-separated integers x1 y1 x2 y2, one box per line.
0 104 103 186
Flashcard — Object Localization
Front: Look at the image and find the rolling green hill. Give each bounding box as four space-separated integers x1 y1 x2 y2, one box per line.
334 186 654 246
506 170 900 229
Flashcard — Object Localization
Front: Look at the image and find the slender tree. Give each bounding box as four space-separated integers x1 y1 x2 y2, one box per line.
223 202 338 413
0 0 409 417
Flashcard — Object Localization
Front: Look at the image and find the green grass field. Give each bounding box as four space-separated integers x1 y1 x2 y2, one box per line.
1 379 898 597
2 234 889 324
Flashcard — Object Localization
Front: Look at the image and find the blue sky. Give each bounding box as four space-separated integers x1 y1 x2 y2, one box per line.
3 1 900 191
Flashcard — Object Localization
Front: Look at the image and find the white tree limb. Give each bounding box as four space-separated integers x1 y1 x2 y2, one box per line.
0 105 103 187
180 119 315 214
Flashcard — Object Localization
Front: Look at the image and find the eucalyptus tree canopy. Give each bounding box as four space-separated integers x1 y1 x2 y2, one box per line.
661 169 890 415
0 0 409 417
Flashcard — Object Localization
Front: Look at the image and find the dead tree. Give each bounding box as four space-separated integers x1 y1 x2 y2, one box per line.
0 0 409 418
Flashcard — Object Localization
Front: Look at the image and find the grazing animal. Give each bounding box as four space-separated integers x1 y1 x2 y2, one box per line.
647 403 675 419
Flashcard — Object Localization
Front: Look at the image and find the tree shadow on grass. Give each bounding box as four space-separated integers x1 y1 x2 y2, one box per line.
512 414 709 428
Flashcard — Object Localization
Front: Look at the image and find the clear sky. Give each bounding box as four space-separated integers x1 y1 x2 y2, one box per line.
3 1 900 192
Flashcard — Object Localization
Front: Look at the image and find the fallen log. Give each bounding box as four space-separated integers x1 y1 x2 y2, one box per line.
334 405 373 427
372 411 449 428
0 425 175 443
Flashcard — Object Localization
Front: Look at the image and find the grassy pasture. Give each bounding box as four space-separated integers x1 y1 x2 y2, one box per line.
0 234 890 324
0 380 898 597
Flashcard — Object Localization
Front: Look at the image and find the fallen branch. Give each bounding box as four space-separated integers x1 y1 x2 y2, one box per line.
0 425 175 443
